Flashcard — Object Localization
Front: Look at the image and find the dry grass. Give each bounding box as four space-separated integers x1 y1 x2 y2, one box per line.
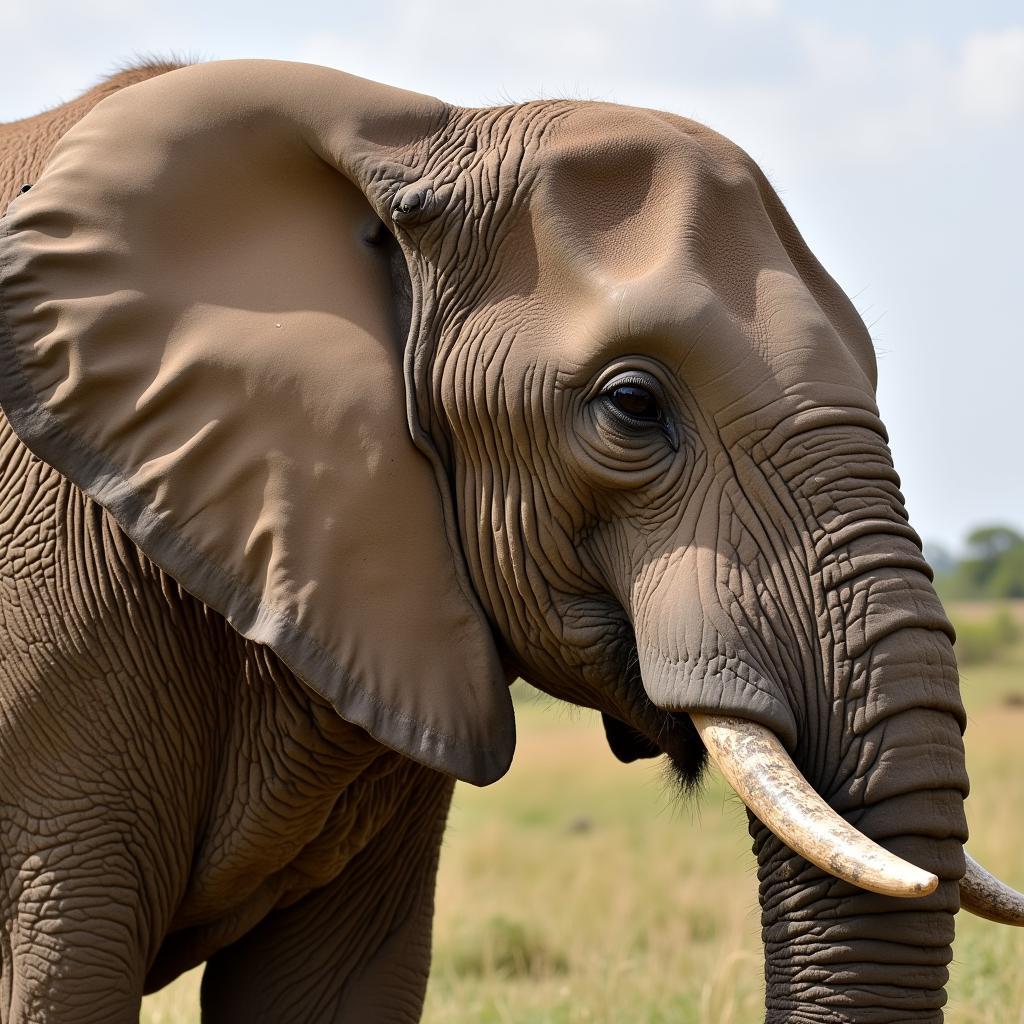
422 702 764 1024
142 604 1024 1023
946 599 1024 625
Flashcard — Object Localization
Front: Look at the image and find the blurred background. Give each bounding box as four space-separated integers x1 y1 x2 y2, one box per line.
3 3 1022 1021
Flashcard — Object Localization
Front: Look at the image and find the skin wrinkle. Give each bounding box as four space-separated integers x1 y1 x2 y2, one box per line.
198 767 454 1020
734 438 820 619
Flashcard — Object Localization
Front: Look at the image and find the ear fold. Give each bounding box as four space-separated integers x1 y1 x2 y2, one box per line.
0 60 515 785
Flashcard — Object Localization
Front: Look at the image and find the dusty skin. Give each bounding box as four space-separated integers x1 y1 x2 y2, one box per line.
0 60 1019 1022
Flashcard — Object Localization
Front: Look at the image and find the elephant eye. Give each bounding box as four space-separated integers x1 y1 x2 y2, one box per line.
603 377 662 423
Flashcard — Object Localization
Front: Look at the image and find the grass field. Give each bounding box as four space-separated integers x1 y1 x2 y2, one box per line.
141 603 1024 1023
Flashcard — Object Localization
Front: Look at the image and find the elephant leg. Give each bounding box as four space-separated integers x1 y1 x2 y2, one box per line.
0 834 149 1024
0 666 198 1024
199 766 455 1024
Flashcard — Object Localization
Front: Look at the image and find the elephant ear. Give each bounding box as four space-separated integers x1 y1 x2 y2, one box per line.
0 60 515 785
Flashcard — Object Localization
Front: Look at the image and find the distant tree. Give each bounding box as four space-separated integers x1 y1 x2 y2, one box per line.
988 542 1024 599
944 524 1024 599
965 525 1024 562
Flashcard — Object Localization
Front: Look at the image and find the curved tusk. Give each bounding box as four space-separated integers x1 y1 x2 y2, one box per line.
959 853 1024 925
691 712 938 899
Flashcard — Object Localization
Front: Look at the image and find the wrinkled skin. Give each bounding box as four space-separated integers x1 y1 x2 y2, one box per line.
0 65 969 1022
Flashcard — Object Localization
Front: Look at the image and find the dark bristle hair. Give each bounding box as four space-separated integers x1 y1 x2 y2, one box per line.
664 731 709 796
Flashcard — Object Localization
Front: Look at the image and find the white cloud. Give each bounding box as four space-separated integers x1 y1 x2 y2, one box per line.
2 0 138 29
955 27 1024 120
299 5 1017 180
706 0 778 22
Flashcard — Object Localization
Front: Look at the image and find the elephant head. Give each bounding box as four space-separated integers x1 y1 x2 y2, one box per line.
0 60 1020 1020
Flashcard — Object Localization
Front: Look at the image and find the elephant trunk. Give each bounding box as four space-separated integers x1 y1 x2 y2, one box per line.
662 418 982 1019
630 419 1021 1016
752 581 969 1021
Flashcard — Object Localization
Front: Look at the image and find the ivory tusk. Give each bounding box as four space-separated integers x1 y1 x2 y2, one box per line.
959 853 1024 925
691 712 939 899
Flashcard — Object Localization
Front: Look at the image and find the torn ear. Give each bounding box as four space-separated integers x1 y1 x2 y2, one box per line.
0 60 515 785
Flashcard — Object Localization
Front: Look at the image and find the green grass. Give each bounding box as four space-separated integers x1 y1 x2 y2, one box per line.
142 603 1024 1023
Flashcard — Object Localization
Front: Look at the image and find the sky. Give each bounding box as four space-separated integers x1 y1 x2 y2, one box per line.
1 1 1022 552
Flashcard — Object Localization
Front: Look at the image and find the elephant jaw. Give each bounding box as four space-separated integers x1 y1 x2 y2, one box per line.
691 711 1024 922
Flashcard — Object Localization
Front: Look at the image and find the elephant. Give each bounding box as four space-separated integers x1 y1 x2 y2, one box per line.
0 57 1021 1023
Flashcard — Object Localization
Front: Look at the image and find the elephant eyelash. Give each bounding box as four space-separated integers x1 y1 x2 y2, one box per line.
596 373 680 452
598 374 664 422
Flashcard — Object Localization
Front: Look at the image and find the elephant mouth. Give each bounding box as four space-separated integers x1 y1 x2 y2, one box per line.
606 653 707 786
600 712 662 763
602 710 709 790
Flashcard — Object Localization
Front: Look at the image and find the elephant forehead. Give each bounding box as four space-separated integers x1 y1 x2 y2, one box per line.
498 102 877 409
526 102 777 288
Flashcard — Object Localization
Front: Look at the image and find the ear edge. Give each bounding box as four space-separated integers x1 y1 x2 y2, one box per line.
0 254 514 786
